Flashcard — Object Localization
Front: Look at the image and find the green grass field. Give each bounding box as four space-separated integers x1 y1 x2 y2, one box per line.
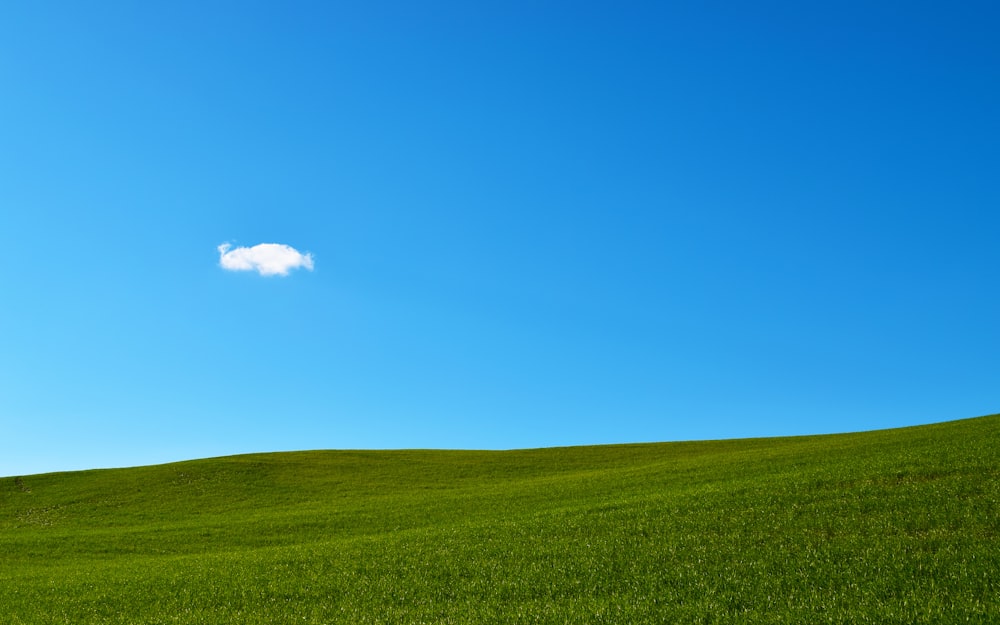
2 415 998 624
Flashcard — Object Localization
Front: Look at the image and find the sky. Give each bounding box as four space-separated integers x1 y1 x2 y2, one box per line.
1 1 998 477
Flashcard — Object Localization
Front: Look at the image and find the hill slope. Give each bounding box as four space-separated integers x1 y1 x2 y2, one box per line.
2 415 998 624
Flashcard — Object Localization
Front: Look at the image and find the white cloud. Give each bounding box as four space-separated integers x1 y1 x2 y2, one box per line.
217 242 315 276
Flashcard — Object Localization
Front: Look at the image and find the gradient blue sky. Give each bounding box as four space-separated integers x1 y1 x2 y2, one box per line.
2 2 998 477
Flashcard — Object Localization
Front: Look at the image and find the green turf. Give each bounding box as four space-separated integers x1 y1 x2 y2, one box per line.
2 415 998 624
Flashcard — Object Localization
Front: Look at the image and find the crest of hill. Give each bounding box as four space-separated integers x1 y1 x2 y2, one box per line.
2 415 997 534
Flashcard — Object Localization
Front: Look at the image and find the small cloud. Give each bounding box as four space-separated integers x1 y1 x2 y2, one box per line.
218 242 315 276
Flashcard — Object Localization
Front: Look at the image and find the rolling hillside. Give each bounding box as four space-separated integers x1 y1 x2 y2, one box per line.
2 415 998 624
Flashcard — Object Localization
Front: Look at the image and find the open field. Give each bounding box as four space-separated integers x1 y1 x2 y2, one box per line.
2 415 998 623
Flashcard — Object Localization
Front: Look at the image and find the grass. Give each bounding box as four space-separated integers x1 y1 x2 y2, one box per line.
1 414 998 624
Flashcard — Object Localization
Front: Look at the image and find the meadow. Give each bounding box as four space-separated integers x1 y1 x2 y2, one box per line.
1 414 998 624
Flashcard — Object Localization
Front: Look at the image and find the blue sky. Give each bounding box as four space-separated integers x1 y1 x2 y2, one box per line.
2 1 997 477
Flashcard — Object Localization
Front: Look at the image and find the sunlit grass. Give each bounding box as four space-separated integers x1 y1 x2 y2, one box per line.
2 415 998 623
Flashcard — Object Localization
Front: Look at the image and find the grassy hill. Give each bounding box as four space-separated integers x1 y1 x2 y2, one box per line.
2 415 998 624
